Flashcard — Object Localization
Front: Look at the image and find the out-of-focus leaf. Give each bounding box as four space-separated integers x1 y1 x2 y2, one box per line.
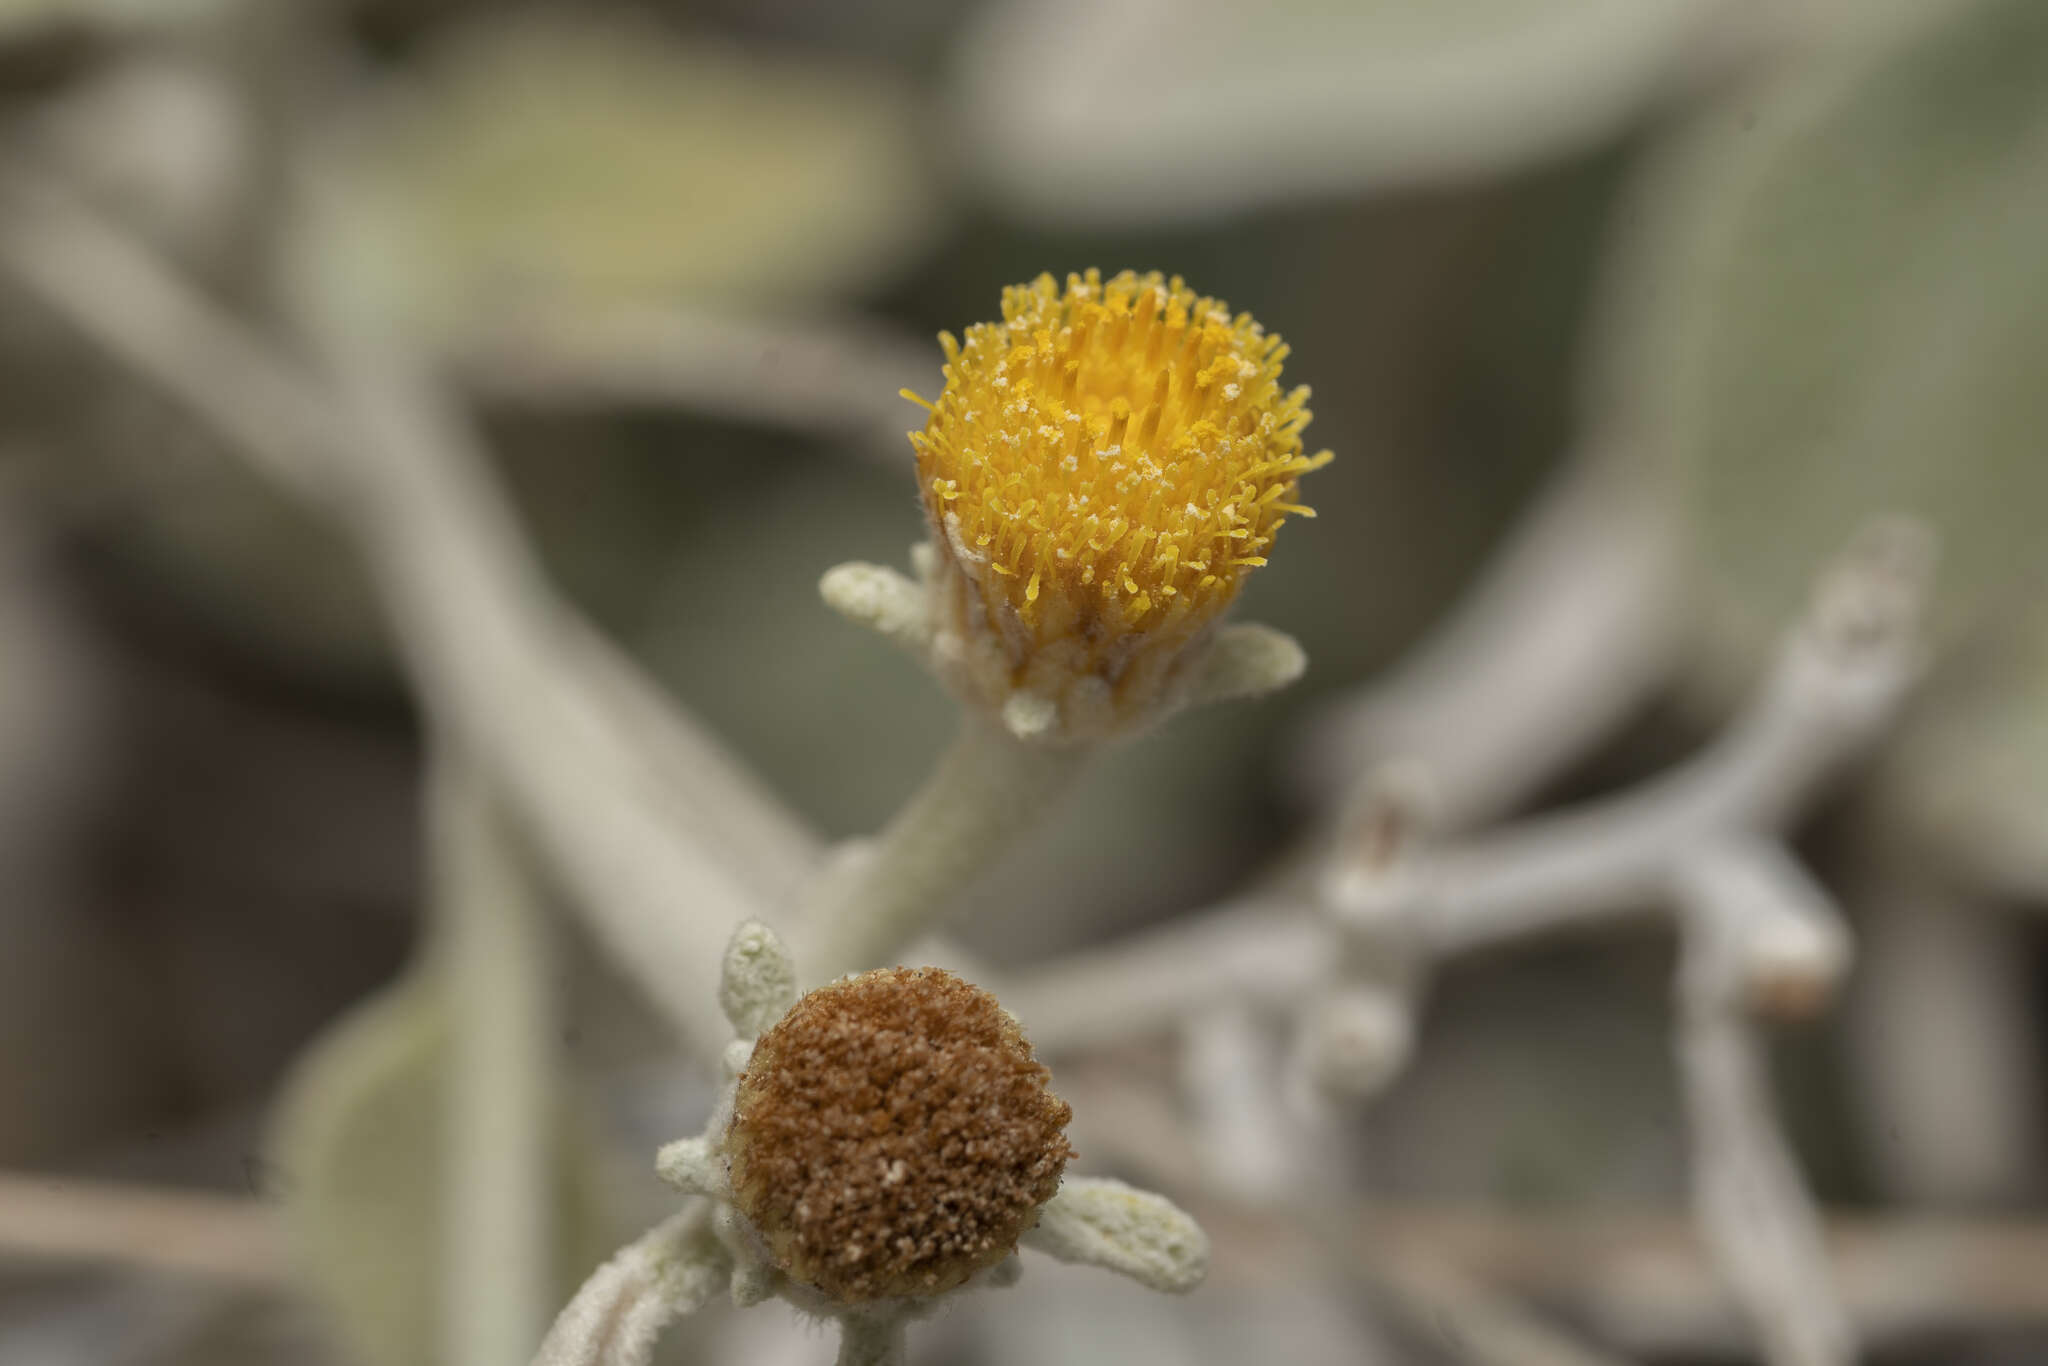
307 12 937 347
949 0 1744 225
1880 611 2048 898
269 971 608 1366
270 976 447 1366
1598 0 2048 685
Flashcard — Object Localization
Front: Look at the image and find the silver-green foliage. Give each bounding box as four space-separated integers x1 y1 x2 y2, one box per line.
1641 0 2048 659
1605 0 2048 879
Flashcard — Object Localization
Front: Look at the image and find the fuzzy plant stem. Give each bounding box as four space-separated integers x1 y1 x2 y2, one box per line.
809 715 1086 979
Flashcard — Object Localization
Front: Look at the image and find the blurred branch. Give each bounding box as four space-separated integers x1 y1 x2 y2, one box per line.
1295 452 1680 829
9 1169 2047 1357
1170 956 1632 1366
1005 519 1930 1051
432 755 555 1366
1676 845 1856 1366
457 304 934 462
550 607 816 910
1364 1256 1642 1366
0 154 819 1058
1845 849 2045 1205
1342 1207 2048 1356
0 156 334 503
1008 523 1928 1366
1178 1005 1312 1206
1419 518 1925 955
0 1173 286 1286
997 894 1318 1054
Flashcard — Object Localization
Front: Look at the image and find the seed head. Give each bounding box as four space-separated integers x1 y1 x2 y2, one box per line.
724 967 1075 1303
906 269 1331 738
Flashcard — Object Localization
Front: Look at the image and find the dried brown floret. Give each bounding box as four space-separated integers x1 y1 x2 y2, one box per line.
724 966 1075 1303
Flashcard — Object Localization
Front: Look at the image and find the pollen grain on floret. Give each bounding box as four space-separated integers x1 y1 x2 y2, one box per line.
904 269 1330 714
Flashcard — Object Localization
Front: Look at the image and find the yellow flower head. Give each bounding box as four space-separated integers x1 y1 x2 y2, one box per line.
906 269 1331 737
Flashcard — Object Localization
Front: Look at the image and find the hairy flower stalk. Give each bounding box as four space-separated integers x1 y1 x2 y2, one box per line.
808 713 1084 977
533 922 1207 1366
816 269 1330 973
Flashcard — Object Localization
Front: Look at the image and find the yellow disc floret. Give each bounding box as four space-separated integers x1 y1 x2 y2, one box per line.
905 269 1330 733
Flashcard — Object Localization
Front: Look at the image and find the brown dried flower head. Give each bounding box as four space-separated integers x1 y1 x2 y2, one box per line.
724 966 1075 1303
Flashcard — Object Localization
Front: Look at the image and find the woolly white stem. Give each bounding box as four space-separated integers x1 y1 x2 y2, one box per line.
531 1205 729 1366
808 714 1085 978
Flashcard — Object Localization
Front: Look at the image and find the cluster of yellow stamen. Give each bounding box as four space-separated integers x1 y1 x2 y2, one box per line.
904 269 1330 698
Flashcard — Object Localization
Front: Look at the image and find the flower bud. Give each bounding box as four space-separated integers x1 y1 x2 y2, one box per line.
906 269 1330 740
